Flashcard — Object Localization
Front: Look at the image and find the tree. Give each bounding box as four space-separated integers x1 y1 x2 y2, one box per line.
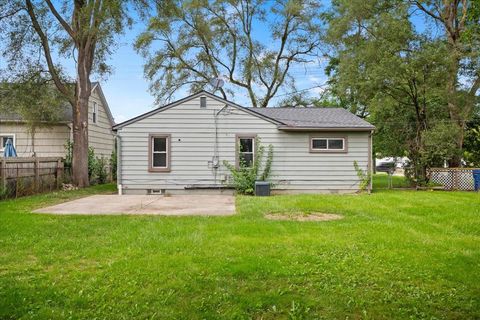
135 0 323 107
463 111 480 167
325 0 451 183
0 0 134 187
411 0 480 166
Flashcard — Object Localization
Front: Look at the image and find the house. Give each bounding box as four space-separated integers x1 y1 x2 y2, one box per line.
0 83 115 159
113 91 374 194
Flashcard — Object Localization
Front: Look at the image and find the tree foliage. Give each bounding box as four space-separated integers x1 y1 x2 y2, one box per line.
411 0 480 166
0 0 135 187
136 0 323 107
326 0 451 183
325 0 479 184
0 71 65 128
463 112 480 167
0 71 67 156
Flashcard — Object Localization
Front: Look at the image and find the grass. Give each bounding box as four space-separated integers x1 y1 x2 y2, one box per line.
0 180 479 319
373 172 411 189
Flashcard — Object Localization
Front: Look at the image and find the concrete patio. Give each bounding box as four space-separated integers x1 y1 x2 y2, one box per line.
33 195 236 216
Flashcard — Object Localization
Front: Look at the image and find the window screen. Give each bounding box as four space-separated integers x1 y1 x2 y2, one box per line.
150 135 170 170
93 102 98 123
311 138 345 151
238 137 255 167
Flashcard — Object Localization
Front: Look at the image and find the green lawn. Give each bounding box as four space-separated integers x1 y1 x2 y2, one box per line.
372 173 411 189
1 182 479 319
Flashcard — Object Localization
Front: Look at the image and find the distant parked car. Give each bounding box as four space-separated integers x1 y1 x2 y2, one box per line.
376 161 396 173
376 157 408 173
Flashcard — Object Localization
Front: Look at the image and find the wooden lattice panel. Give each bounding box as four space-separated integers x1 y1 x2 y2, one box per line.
428 168 477 191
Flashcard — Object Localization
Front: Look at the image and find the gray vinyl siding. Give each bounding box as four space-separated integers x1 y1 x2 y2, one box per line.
0 123 70 157
88 88 115 159
117 96 370 193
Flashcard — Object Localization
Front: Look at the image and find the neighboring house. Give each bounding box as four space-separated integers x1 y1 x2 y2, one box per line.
113 91 375 194
0 83 115 159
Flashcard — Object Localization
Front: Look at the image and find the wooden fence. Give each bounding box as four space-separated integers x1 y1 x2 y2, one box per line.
0 157 64 198
428 168 480 191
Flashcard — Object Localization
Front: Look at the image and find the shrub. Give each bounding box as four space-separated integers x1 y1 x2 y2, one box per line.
64 140 73 169
223 138 274 195
353 160 371 192
0 186 9 200
94 157 108 184
88 147 96 179
110 146 117 181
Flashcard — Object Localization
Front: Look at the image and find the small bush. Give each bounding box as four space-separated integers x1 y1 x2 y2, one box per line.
88 147 96 179
64 140 73 169
353 160 371 192
110 146 117 181
0 186 9 200
94 157 108 184
223 138 274 195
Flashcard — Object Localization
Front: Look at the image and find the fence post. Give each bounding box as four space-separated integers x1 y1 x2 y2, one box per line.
0 159 5 190
453 170 459 190
34 158 40 192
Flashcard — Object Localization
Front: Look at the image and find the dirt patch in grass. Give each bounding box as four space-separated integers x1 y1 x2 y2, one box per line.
265 212 344 222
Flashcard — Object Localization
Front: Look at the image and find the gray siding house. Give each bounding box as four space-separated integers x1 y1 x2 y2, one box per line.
0 83 115 159
113 91 374 194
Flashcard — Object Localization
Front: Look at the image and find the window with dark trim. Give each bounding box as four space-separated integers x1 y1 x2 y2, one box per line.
237 136 255 167
149 134 171 172
200 96 207 108
92 102 98 124
310 137 346 152
0 134 15 151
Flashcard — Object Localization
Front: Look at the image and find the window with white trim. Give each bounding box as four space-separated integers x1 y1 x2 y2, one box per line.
0 134 15 151
149 135 170 171
311 137 345 151
238 136 255 167
92 102 98 124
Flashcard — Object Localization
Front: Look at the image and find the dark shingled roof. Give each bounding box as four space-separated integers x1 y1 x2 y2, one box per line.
251 107 374 129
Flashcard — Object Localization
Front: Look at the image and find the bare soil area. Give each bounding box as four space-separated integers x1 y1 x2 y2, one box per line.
265 212 343 222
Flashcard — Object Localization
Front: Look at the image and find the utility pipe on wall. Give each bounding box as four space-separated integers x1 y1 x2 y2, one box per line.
117 134 122 195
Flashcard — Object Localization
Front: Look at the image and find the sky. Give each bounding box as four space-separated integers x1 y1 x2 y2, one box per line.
0 1 432 124
81 7 328 124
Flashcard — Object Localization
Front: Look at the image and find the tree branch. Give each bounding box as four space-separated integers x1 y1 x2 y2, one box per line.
25 0 74 106
45 0 75 38
412 0 443 22
0 7 24 20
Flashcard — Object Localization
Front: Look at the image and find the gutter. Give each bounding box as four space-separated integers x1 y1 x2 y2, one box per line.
277 125 376 132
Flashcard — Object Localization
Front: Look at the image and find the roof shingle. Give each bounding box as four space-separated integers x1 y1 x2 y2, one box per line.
251 107 374 129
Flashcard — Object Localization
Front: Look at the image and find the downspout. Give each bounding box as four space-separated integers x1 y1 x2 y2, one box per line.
117 134 122 195
368 130 373 193
212 104 229 185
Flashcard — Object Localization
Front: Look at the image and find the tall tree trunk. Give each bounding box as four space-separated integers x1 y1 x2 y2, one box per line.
72 50 91 187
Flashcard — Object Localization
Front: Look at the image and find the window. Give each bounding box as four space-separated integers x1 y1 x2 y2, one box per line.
148 134 171 172
0 134 15 151
200 96 207 108
310 137 346 152
92 102 98 124
237 135 255 167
